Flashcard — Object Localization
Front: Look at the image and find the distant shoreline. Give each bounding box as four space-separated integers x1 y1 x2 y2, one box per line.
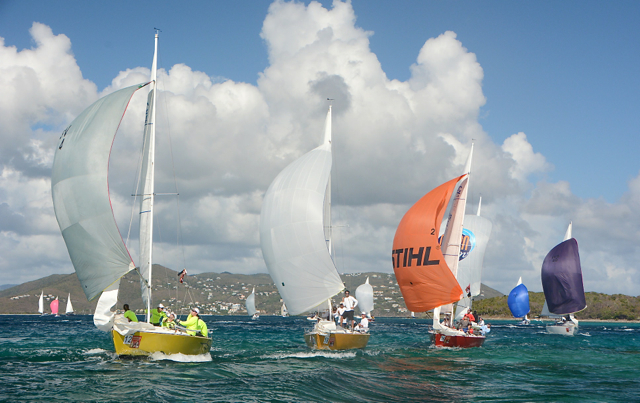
481 316 640 323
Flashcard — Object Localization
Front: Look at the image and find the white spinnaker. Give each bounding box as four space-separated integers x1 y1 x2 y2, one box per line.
355 277 374 314
246 288 257 316
260 134 343 315
52 84 141 301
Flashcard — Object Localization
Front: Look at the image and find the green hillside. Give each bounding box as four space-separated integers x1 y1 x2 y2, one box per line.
473 292 640 320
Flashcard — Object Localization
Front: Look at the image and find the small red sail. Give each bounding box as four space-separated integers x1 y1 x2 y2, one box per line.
393 175 465 312
50 298 59 315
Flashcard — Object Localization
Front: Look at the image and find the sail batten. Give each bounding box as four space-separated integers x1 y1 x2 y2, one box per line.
52 85 143 301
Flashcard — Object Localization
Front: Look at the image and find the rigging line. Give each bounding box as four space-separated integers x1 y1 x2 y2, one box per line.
331 127 346 274
158 66 188 274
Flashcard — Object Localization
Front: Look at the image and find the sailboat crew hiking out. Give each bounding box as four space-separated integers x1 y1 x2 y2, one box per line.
51 31 211 357
260 102 370 351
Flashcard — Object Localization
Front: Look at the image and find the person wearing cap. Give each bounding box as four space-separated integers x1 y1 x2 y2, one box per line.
162 312 176 330
340 290 358 331
123 304 138 323
177 307 208 337
149 303 167 326
355 312 369 332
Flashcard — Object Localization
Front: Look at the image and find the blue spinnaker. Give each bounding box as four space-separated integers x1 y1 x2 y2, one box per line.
507 283 530 318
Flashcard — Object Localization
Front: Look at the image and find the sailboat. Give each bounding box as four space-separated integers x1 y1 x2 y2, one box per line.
541 222 586 336
508 277 530 325
51 32 211 356
452 197 492 322
393 145 485 348
38 291 44 315
50 297 60 317
246 288 259 320
355 277 374 317
65 293 74 315
260 104 369 350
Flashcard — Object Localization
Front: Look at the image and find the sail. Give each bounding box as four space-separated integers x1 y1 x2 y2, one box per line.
38 291 44 314
65 293 74 314
281 303 289 317
260 110 343 316
51 84 143 301
456 215 492 297
392 175 466 312
246 288 257 316
508 281 530 318
355 277 374 314
541 238 586 315
50 297 59 315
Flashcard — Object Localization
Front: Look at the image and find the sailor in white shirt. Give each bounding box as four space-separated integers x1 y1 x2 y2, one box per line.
340 290 358 330
356 312 369 332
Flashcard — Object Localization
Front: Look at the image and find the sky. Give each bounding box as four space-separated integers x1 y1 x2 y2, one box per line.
0 0 639 297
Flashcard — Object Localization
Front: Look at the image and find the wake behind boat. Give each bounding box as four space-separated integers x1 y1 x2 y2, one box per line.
260 104 369 351
51 31 211 356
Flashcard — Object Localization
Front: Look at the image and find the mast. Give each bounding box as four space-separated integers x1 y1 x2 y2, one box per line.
141 31 158 322
323 102 337 314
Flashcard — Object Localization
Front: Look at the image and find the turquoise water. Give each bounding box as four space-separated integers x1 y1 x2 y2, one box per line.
1 315 639 402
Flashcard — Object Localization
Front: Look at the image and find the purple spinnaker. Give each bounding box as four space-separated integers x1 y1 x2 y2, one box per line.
541 238 586 315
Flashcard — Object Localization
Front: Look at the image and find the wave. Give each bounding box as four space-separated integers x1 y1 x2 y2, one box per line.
263 351 357 360
149 352 212 362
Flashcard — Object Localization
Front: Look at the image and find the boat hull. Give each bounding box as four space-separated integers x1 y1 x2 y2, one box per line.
304 331 370 350
546 323 578 336
431 332 485 348
112 329 212 356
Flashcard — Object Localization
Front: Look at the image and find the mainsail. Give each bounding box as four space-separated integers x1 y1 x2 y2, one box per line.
65 293 74 314
51 85 143 301
38 291 44 314
355 277 374 315
246 288 257 316
260 106 343 316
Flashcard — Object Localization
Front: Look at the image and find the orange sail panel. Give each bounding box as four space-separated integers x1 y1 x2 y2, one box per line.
392 175 466 312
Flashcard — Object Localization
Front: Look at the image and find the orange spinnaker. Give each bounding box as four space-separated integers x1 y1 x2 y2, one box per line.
392 175 465 312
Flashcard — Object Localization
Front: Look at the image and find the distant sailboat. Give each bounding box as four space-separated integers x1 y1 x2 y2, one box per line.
541 222 586 336
355 277 374 317
38 290 44 315
65 293 74 315
507 277 530 325
281 303 289 317
51 31 211 355
246 288 258 320
260 104 369 350
50 297 59 317
394 145 485 348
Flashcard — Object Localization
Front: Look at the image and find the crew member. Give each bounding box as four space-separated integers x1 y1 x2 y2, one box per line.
177 307 208 337
123 304 138 322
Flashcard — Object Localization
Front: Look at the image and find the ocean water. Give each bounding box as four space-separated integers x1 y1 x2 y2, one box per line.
0 315 639 402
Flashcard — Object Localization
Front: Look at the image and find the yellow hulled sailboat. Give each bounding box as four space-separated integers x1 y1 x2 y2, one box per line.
260 103 369 351
51 32 211 357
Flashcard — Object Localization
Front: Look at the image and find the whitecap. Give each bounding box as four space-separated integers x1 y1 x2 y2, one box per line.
84 348 109 355
149 352 212 362
263 351 357 360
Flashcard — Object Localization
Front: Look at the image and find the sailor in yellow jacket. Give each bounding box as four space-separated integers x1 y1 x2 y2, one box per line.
149 303 167 326
177 307 208 337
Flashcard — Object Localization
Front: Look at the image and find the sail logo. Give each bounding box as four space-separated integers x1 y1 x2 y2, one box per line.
392 247 439 269
437 228 476 261
459 228 476 261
